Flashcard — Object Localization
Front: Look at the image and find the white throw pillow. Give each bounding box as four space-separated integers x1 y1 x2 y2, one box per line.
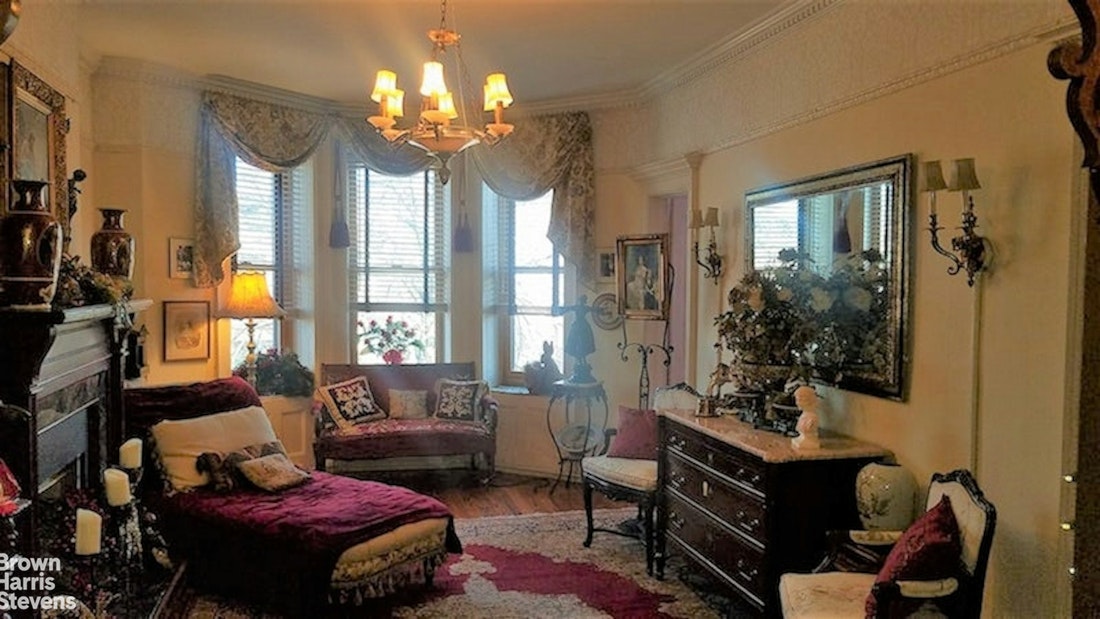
151 405 278 492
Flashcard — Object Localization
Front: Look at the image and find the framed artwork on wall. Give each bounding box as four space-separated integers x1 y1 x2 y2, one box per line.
10 61 68 251
616 234 670 320
169 237 195 279
596 247 616 283
163 301 210 361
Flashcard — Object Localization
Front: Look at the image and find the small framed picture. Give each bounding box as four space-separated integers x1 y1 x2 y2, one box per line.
616 234 670 320
596 248 616 283
169 237 195 280
163 301 210 361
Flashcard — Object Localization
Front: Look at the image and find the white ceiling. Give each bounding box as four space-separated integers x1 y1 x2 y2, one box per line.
75 0 787 108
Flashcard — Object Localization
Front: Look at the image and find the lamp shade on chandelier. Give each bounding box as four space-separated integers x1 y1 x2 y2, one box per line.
366 0 514 182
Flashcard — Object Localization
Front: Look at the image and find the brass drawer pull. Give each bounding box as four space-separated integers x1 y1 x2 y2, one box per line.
702 480 711 498
669 512 685 530
735 557 759 583
670 473 686 489
735 510 760 532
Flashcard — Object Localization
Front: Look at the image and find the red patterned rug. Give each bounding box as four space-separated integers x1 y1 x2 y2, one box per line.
175 508 722 618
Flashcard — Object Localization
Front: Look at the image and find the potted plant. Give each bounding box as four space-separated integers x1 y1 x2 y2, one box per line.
233 349 315 396
357 316 425 365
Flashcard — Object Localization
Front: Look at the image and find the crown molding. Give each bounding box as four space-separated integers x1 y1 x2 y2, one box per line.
628 156 690 189
202 74 336 114
640 0 838 100
702 12 1080 157
93 56 200 91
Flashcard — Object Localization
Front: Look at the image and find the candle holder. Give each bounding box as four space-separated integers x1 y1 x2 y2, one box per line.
922 158 989 287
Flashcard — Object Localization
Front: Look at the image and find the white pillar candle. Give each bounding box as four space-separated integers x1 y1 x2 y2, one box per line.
103 468 132 506
75 509 102 555
119 438 143 469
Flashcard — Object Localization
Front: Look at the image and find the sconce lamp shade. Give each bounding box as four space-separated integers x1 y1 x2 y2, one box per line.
921 160 948 192
220 271 285 320
689 209 703 229
483 73 513 111
703 207 720 228
949 158 981 191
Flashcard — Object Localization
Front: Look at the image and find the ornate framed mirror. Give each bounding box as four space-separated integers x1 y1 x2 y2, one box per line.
10 61 68 251
744 154 912 399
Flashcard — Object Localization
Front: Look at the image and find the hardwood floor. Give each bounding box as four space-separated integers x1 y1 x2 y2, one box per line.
360 471 623 518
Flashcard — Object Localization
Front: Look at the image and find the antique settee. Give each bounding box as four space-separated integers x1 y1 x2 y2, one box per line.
313 363 498 481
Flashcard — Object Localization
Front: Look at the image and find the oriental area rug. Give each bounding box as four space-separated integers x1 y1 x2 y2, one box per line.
169 508 737 618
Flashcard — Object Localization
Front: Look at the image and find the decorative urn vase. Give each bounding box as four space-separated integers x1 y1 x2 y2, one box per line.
855 462 917 530
90 207 135 278
0 180 61 309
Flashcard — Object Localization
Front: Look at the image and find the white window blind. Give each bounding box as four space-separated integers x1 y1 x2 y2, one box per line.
346 161 449 363
492 187 563 375
752 199 799 268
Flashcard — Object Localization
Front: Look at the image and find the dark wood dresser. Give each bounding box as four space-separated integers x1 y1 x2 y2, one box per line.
656 410 889 615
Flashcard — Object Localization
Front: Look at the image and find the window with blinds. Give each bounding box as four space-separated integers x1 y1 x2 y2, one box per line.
346 163 449 364
490 187 563 378
752 199 799 268
232 158 307 368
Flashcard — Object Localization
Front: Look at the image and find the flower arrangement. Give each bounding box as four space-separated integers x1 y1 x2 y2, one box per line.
53 254 134 309
233 349 315 396
357 316 425 365
715 248 889 388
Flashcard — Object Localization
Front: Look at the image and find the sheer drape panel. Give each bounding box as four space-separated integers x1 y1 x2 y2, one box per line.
193 92 333 287
335 117 435 177
471 111 596 283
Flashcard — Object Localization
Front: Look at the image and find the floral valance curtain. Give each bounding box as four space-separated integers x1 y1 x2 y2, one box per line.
470 111 596 282
193 91 333 286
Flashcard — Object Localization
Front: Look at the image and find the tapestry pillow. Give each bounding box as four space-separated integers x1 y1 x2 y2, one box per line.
866 495 962 618
389 389 429 420
607 406 658 460
150 405 278 492
434 379 486 422
237 453 310 492
196 440 286 492
314 376 387 430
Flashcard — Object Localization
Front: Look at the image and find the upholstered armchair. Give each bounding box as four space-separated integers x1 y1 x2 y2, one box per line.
778 469 997 618
581 383 699 576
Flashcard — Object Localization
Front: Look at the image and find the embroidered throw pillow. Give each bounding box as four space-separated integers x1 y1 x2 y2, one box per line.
434 379 486 422
196 441 286 492
150 406 279 492
237 453 310 492
389 389 429 419
866 495 962 617
607 406 658 460
314 376 386 430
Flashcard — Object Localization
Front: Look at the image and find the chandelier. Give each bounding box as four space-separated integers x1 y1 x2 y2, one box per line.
366 0 514 183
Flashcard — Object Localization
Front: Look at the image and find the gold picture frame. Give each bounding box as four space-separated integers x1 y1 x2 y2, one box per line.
616 234 670 320
163 301 211 361
11 61 68 251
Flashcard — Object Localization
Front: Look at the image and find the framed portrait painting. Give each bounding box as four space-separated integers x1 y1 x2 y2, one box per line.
10 62 68 250
163 301 211 361
595 247 616 283
169 237 195 279
616 234 670 320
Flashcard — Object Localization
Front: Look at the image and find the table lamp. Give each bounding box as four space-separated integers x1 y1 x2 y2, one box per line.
220 271 285 385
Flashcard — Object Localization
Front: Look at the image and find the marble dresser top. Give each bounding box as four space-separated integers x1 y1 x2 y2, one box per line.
660 408 891 464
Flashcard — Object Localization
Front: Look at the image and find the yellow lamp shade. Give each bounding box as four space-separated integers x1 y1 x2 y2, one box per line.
420 61 448 97
949 158 981 192
385 89 405 118
483 73 513 110
371 70 398 103
437 92 459 120
220 271 285 319
703 207 719 228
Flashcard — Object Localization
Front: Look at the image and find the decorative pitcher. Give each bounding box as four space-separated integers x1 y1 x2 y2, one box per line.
90 207 134 278
855 461 917 530
0 180 61 309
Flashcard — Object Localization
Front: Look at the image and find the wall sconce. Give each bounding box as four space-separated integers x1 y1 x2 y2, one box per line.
923 158 988 287
690 207 723 283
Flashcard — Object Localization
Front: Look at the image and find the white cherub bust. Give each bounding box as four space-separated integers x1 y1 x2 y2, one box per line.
791 385 821 450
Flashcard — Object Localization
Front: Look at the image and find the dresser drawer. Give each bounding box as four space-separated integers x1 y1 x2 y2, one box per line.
665 422 766 497
666 451 767 546
666 494 767 604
